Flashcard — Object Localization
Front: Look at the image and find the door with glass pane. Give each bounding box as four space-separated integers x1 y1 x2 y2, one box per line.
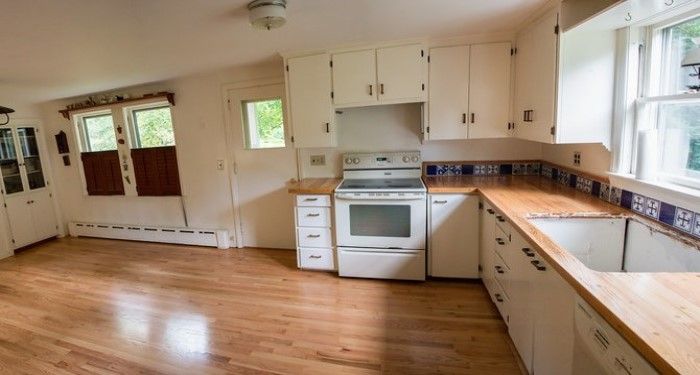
17 127 47 191
0 128 24 195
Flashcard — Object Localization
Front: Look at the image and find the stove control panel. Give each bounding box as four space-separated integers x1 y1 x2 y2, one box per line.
343 151 422 170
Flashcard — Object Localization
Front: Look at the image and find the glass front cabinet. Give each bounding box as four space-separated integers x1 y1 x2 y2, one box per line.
0 124 57 249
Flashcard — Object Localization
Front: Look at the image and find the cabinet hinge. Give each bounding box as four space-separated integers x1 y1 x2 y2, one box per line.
421 83 425 91
550 126 556 135
511 48 516 55
291 135 295 143
554 24 560 34
426 126 430 133
421 49 424 57
330 91 334 99
478 202 483 209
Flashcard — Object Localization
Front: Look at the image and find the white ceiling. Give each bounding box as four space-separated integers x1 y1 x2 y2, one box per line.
0 0 547 103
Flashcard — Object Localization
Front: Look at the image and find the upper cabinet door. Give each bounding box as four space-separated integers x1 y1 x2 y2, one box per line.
427 46 470 140
331 49 377 107
468 42 512 139
376 44 426 103
17 127 47 190
0 128 24 195
286 54 336 148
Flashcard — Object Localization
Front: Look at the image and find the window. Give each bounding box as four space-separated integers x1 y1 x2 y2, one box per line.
634 13 700 189
131 106 175 148
81 114 117 152
242 98 285 149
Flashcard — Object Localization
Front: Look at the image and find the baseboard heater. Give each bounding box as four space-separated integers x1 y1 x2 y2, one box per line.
68 222 230 249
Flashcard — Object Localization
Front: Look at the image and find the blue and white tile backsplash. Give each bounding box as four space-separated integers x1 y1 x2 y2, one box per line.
424 160 700 240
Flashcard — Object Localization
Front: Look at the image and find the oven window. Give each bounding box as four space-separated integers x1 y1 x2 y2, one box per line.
349 205 411 238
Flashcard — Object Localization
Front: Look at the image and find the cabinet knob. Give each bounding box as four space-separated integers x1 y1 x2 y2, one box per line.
433 200 448 204
470 113 475 124
486 209 495 214
304 198 318 202
307 234 321 238
495 293 504 302
495 265 504 274
530 260 546 271
380 83 384 95
521 247 535 257
496 238 505 245
309 255 322 259
306 213 320 217
325 123 330 133
496 215 505 222
369 84 373 96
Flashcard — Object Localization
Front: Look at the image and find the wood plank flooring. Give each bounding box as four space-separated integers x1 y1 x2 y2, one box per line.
0 238 521 374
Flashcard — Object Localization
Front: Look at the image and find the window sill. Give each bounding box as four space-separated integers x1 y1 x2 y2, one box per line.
607 172 700 212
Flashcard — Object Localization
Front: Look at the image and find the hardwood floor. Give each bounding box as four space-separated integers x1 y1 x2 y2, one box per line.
0 238 521 374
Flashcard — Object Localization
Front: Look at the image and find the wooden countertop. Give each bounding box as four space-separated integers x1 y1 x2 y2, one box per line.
425 176 699 375
287 178 341 195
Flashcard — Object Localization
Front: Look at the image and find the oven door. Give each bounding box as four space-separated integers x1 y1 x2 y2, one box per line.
334 194 426 249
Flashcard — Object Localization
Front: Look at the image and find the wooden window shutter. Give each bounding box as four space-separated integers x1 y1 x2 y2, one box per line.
131 146 182 196
80 151 125 195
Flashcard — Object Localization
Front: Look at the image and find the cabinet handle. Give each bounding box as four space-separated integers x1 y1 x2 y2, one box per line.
380 83 384 95
614 358 632 375
309 255 322 259
495 293 504 302
433 200 448 204
325 123 330 133
486 209 495 214
307 234 321 238
496 238 505 245
470 113 475 124
521 247 535 257
369 84 373 96
304 198 318 202
306 213 320 217
530 260 546 271
495 265 504 274
496 215 505 222
462 113 466 124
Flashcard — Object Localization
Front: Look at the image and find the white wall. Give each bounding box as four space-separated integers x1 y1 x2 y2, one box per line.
541 143 611 176
299 104 543 178
39 62 282 240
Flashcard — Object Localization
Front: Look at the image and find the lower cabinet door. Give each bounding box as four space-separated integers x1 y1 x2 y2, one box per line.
428 194 479 278
298 248 335 270
5 195 36 248
30 190 58 241
338 247 425 281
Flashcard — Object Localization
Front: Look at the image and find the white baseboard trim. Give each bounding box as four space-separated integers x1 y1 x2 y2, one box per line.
68 222 230 249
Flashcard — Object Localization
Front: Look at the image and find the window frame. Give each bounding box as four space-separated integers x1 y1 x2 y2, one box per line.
125 102 176 149
76 110 118 153
240 97 287 150
624 9 700 191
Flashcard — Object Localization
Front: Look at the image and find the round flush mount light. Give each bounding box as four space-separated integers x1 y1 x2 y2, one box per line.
247 0 287 30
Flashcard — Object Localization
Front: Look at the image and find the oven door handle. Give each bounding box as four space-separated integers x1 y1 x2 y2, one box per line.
335 195 425 201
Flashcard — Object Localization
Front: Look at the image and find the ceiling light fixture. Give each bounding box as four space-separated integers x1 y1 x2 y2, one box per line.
0 106 15 126
247 0 287 30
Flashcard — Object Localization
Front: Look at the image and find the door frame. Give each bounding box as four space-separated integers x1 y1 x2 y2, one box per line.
221 77 298 248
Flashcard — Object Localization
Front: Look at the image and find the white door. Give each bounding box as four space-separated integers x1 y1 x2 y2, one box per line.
227 84 297 249
428 46 469 140
331 49 377 107
286 54 336 148
30 189 58 240
469 42 512 139
428 194 479 278
5 196 35 248
376 44 425 102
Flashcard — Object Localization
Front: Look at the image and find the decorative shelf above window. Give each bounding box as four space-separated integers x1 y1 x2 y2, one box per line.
58 92 175 120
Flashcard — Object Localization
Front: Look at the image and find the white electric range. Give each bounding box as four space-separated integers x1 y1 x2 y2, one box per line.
334 151 427 281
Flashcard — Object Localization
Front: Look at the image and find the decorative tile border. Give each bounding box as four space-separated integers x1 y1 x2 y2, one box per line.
424 159 700 240
425 162 541 177
539 162 700 241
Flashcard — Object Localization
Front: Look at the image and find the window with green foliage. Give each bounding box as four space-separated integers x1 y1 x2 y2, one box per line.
242 98 285 149
132 106 175 148
81 114 117 152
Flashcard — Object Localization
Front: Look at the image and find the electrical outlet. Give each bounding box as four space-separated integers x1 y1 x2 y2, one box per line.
573 151 581 166
216 159 225 170
310 154 326 166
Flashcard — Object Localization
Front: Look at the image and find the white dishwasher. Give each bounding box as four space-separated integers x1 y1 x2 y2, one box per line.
573 296 658 375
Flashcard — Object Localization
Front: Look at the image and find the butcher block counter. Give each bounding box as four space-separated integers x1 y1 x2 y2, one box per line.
424 175 699 375
287 178 341 195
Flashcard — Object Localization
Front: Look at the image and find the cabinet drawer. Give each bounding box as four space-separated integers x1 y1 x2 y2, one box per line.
297 227 332 248
495 212 511 239
494 252 510 297
299 247 335 270
491 277 510 324
494 229 510 268
296 195 331 207
297 207 331 227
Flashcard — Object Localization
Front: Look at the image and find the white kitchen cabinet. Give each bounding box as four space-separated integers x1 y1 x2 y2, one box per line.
295 194 335 271
508 231 537 374
427 42 511 141
285 53 336 148
0 125 58 249
532 257 576 375
332 44 426 108
479 201 497 292
331 49 377 107
427 46 470 140
468 42 512 139
376 44 426 103
428 194 479 278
